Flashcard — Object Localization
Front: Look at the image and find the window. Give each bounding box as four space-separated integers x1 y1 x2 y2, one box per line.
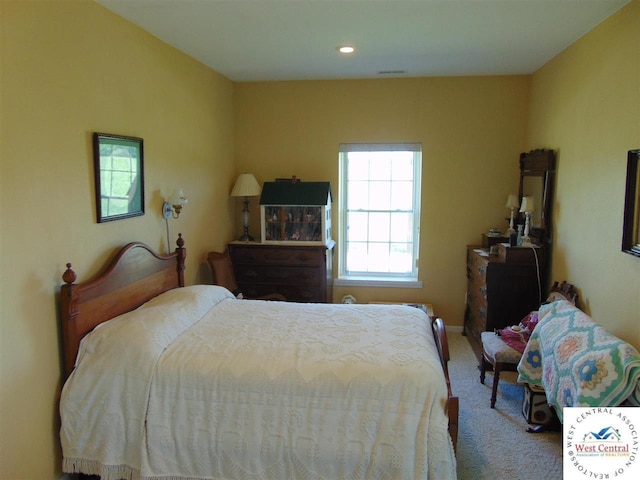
337 143 422 286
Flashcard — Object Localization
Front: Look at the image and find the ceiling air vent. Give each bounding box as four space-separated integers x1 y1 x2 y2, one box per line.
377 70 406 75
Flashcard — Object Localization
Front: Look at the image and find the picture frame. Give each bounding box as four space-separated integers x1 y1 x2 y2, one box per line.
93 132 144 223
622 149 640 257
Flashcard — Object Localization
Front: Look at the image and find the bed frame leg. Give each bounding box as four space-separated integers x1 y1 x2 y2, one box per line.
448 396 459 454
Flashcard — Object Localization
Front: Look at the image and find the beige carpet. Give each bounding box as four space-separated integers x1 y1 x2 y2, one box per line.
448 331 563 480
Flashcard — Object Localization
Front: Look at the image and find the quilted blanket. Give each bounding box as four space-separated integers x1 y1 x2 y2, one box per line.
517 300 640 422
60 285 456 480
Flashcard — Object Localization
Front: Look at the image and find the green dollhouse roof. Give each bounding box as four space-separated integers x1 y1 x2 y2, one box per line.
260 181 332 206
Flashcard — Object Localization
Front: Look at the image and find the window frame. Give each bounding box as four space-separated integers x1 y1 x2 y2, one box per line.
336 143 422 287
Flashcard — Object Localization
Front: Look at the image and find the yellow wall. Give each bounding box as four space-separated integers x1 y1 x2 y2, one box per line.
527 0 640 347
234 76 530 316
1 0 638 478
0 0 235 477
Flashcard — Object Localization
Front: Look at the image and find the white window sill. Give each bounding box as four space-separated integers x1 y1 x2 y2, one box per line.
334 277 423 288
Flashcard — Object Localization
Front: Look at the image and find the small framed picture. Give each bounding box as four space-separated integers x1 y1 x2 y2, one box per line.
93 132 144 223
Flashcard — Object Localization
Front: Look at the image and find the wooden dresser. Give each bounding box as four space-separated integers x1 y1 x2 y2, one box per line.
464 245 543 363
228 241 334 303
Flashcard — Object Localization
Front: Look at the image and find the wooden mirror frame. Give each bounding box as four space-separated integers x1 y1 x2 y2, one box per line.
518 149 557 247
622 149 640 258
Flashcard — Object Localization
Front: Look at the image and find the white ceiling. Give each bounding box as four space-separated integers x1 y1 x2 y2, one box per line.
95 0 630 82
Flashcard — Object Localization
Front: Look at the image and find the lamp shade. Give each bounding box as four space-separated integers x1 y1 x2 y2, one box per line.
231 173 261 197
505 193 520 209
519 196 535 213
168 187 188 206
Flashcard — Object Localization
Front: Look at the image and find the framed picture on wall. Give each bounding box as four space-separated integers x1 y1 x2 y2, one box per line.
622 149 640 257
93 132 144 223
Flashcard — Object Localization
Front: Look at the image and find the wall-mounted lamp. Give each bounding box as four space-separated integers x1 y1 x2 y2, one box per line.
163 188 189 219
519 196 535 247
162 188 188 254
505 193 520 235
230 173 261 241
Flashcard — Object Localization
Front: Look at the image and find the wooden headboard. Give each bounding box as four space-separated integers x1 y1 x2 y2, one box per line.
60 234 186 379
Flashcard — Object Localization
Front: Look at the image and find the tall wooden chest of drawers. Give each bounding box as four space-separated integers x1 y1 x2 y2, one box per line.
464 245 543 363
228 241 334 303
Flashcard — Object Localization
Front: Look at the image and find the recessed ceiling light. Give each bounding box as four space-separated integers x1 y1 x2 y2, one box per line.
337 46 355 54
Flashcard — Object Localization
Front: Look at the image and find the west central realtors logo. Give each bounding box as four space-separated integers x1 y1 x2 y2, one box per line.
564 407 639 479
575 426 628 454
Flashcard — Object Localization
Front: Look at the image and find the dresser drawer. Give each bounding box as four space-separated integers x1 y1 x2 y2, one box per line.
235 264 321 286
238 282 324 303
467 249 488 284
470 306 487 334
230 245 325 266
467 296 487 332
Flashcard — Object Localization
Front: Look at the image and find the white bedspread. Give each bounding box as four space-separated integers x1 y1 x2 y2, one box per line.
61 285 456 480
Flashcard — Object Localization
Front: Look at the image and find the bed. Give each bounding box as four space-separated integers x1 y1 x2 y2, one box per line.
59 235 458 480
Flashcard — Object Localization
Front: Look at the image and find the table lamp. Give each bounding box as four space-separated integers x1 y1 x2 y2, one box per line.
231 173 261 241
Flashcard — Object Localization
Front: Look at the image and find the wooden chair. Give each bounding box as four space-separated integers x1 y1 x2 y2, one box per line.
480 281 577 408
207 250 286 301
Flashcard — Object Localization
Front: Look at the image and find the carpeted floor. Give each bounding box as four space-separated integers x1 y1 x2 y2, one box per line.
448 331 563 480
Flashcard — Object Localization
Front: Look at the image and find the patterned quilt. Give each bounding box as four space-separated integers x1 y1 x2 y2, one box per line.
517 300 640 422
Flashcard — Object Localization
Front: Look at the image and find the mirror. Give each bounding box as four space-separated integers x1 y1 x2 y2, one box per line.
622 149 640 257
518 149 556 247
522 176 544 228
93 132 144 223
